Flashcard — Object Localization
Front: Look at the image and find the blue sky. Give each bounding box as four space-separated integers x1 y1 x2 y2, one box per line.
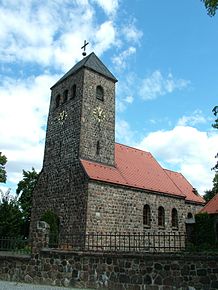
0 0 217 195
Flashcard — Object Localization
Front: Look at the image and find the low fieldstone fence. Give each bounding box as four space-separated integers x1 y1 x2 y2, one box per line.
0 221 218 289
0 250 218 289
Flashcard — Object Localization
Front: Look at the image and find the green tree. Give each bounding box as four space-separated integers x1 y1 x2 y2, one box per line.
204 107 218 202
194 212 216 247
212 106 218 172
16 168 39 237
204 173 218 202
202 0 218 16
0 189 23 237
212 106 218 129
41 210 60 247
0 152 7 183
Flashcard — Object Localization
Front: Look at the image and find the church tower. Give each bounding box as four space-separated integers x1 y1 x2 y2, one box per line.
30 52 117 239
44 52 117 168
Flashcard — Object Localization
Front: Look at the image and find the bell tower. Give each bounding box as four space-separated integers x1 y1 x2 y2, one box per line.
30 52 117 240
43 52 117 168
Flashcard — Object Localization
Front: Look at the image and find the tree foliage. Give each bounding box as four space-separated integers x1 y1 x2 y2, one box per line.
203 107 218 202
194 212 216 248
0 189 23 237
0 152 7 183
212 106 218 172
202 0 218 16
204 173 218 202
41 210 60 247
212 106 218 129
16 168 39 237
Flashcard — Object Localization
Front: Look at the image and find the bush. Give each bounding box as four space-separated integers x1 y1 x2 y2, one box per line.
194 212 216 247
41 210 60 247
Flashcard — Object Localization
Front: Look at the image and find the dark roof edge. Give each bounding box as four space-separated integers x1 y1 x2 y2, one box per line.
185 199 205 205
51 52 117 89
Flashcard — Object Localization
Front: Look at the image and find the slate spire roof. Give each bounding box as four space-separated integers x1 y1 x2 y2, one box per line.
81 143 205 204
51 52 117 88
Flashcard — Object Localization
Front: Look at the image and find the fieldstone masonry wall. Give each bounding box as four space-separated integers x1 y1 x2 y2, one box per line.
80 69 115 166
0 250 218 290
86 181 203 234
30 64 116 243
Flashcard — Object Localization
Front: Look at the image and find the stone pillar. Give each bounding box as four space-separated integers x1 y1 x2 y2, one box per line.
31 221 50 254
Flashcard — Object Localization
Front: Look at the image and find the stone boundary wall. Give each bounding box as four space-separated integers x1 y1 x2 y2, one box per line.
0 250 218 290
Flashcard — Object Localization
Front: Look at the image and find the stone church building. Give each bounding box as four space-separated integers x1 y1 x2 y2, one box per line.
30 52 204 244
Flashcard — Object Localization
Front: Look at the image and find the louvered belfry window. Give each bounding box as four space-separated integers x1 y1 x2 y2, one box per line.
71 84 76 98
56 94 61 108
96 85 104 101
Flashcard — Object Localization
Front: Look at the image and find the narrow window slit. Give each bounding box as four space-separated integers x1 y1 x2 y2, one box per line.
96 141 100 155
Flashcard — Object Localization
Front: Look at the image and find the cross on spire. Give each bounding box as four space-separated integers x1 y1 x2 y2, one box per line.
81 40 89 57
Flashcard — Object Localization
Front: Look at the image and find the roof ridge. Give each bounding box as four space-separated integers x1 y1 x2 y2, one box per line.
51 52 117 88
164 169 186 197
115 142 149 154
83 51 94 66
164 168 179 174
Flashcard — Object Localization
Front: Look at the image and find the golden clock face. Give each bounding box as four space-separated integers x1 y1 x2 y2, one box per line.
58 110 67 124
93 106 105 123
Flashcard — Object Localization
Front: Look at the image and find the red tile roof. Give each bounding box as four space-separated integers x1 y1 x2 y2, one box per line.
164 169 205 203
200 194 218 214
80 143 205 204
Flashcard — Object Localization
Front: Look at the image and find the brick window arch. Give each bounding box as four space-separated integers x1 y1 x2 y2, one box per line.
158 206 165 227
96 85 104 101
171 208 178 228
63 89 68 103
71 84 76 98
143 204 151 227
56 94 61 108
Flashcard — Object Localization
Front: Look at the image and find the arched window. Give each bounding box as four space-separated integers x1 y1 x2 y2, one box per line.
158 206 165 227
143 204 151 227
63 90 68 103
96 85 104 101
71 84 76 99
187 212 193 219
171 208 178 228
56 94 61 108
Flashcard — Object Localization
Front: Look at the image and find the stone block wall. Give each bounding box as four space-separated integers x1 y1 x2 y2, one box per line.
80 69 115 166
0 250 218 289
30 67 90 242
86 181 203 234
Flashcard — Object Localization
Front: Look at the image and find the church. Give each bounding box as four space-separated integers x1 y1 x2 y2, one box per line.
30 51 205 246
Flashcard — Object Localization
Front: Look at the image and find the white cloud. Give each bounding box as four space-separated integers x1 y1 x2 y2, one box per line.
139 70 190 100
92 0 119 15
177 109 207 126
0 0 141 191
137 125 218 195
115 119 136 145
116 73 136 112
93 21 117 55
0 73 58 186
112 46 136 70
122 21 143 44
125 95 134 104
0 1 120 71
